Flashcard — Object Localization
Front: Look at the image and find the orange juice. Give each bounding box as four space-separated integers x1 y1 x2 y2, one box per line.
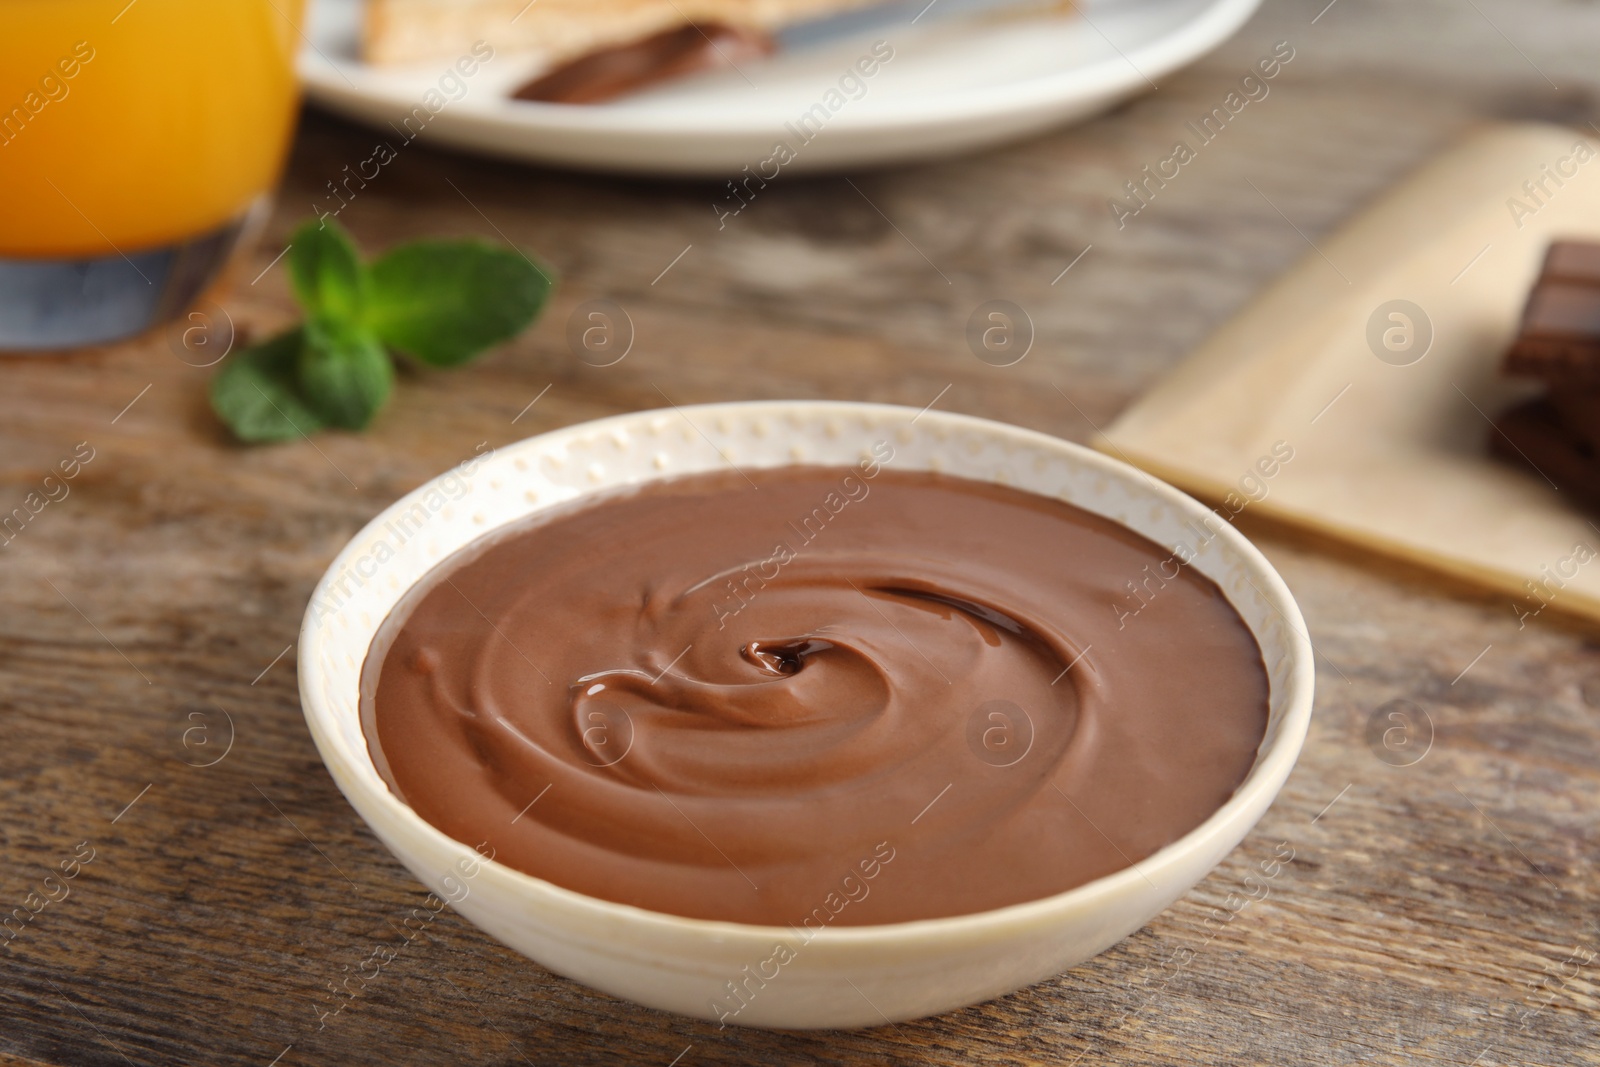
0 0 305 258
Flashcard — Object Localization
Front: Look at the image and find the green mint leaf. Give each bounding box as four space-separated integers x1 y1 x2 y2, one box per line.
364 240 554 367
209 328 327 443
297 315 394 430
288 217 367 323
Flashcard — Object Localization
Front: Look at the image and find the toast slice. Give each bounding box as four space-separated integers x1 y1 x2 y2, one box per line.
363 0 889 68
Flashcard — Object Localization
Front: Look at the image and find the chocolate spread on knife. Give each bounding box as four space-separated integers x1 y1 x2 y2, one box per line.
513 23 775 104
362 464 1269 926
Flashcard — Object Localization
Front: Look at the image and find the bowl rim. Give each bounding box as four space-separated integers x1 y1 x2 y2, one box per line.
299 399 1315 947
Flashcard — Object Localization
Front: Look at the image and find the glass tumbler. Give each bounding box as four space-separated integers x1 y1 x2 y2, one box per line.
0 0 306 350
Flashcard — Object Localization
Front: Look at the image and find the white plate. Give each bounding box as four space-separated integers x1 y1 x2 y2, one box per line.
297 0 1261 175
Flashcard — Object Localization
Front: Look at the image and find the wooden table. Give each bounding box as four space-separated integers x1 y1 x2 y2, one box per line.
4 1 1598 1063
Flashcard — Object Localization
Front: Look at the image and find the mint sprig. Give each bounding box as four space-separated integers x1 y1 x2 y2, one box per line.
211 219 554 442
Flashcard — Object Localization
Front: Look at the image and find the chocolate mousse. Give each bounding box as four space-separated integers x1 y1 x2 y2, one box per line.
362 461 1270 926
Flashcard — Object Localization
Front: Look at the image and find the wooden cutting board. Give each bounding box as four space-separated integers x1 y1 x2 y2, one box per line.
1097 122 1600 627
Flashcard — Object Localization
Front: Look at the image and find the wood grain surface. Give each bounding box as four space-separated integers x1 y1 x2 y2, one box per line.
3 1 1599 1063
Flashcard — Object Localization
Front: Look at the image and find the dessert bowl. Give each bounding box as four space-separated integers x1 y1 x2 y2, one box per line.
298 400 1314 1028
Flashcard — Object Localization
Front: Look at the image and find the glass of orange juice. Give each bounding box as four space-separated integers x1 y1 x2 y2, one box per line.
0 0 306 350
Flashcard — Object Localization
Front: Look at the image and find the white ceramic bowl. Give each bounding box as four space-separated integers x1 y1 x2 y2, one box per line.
299 401 1313 1029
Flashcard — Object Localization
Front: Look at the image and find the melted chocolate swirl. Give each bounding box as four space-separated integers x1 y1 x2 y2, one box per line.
363 466 1268 925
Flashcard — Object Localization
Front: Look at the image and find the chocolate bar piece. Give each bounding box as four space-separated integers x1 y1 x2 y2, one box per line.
1504 240 1600 384
1494 241 1600 507
1547 388 1600 454
1491 397 1600 505
1541 241 1600 285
